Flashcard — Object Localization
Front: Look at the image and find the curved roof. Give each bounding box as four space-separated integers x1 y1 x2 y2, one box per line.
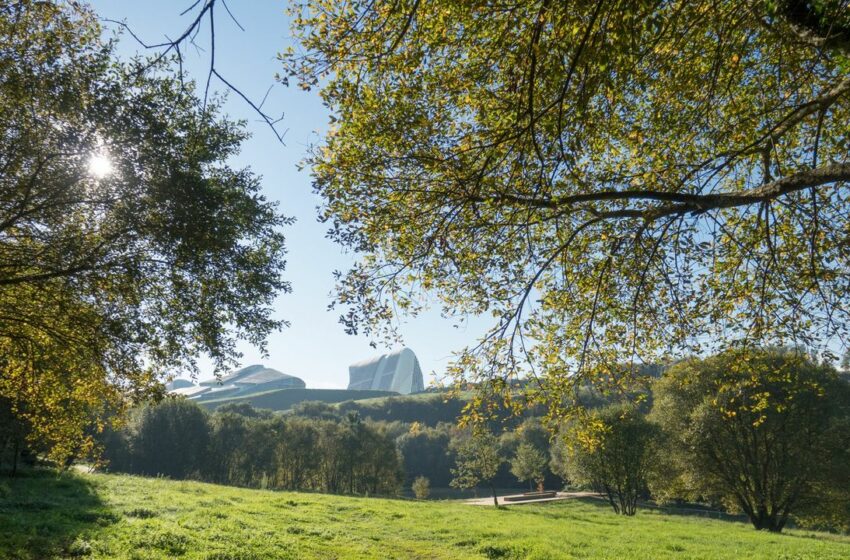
349 348 410 369
348 348 424 394
166 378 195 391
170 385 211 398
200 365 303 387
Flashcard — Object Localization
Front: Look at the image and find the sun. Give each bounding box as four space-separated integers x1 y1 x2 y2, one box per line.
88 153 113 178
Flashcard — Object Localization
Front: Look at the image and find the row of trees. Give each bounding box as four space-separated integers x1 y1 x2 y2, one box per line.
91 348 850 533
103 402 401 496
393 349 850 533
96 398 558 496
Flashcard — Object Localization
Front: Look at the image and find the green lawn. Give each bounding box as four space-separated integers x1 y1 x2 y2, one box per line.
333 390 473 408
2 470 848 559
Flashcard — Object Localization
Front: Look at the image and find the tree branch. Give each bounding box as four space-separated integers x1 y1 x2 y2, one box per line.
470 163 850 221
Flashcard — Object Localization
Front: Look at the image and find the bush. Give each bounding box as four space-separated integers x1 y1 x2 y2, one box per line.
552 405 657 515
411 476 430 499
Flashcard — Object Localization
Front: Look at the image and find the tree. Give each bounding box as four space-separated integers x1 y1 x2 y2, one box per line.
0 396 31 476
411 475 430 499
274 417 321 490
132 400 211 479
650 349 850 532
206 410 250 485
0 1 289 462
450 430 503 506
284 0 850 418
510 443 547 491
357 422 403 495
397 423 454 487
552 405 657 515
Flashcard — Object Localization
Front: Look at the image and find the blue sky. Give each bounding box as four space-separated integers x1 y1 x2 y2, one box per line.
88 0 488 388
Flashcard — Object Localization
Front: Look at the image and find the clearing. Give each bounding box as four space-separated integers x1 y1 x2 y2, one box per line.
1 470 848 559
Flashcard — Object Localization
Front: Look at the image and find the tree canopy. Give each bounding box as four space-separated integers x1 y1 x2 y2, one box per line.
0 1 290 462
509 442 547 490
650 349 850 531
284 0 850 417
552 404 658 515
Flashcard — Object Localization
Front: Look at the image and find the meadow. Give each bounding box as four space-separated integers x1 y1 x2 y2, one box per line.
197 388 396 412
2 470 848 559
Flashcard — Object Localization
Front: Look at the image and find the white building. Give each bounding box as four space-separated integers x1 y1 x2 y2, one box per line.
347 347 425 394
167 365 305 401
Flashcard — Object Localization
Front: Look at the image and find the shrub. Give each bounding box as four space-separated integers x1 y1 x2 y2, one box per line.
412 476 430 499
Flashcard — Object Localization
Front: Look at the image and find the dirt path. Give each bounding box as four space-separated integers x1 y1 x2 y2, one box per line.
463 491 601 506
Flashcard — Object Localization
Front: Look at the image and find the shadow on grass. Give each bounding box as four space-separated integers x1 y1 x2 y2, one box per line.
633 500 850 543
501 496 621 525
512 495 743 527
638 500 747 523
0 468 116 559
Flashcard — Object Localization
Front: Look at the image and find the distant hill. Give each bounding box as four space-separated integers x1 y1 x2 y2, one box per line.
335 391 471 426
196 387 397 411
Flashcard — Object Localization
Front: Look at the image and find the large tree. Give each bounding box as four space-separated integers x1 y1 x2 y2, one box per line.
650 349 850 532
284 1 850 415
0 1 289 462
551 404 658 515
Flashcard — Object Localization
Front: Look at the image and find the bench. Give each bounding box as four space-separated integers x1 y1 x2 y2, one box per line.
502 491 557 502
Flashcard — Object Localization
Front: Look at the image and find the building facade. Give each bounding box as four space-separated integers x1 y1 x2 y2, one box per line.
347 347 425 394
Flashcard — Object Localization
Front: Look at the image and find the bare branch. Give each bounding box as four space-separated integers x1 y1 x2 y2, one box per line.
101 0 286 143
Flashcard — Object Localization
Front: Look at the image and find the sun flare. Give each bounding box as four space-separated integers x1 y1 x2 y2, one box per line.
88 153 113 178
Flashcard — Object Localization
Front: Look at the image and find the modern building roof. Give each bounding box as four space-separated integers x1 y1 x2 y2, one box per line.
348 347 424 394
168 365 306 401
199 365 304 388
170 385 211 398
166 378 195 391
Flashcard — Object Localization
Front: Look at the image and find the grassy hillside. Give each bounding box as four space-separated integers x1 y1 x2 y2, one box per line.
2 470 849 559
197 388 396 412
336 390 468 407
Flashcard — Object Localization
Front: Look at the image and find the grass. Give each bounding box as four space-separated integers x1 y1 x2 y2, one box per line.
197 388 397 412
334 389 472 407
2 470 849 559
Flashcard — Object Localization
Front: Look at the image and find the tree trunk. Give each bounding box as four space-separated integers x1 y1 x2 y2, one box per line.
11 438 19 477
749 508 784 532
491 483 498 507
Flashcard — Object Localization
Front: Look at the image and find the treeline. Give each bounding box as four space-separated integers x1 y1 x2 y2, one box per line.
102 403 401 495
333 393 545 428
91 348 850 534
337 395 466 426
98 398 561 494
